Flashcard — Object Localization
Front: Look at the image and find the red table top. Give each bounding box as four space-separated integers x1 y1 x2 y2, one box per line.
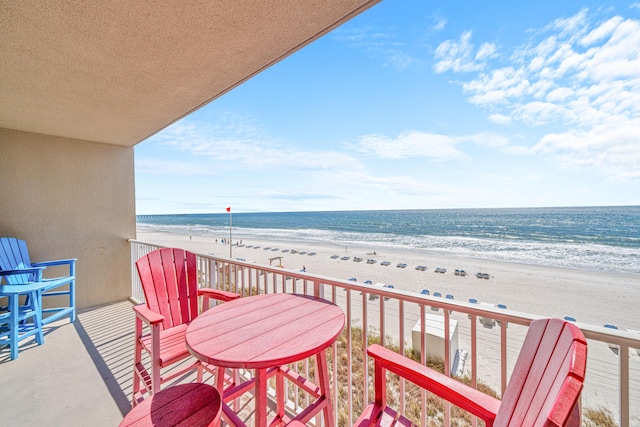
186 293 345 369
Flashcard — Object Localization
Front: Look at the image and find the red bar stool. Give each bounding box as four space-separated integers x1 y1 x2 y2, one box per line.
120 383 222 427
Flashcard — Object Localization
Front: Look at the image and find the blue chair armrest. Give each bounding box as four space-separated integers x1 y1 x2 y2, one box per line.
32 259 76 279
0 267 44 281
32 258 77 268
0 281 48 295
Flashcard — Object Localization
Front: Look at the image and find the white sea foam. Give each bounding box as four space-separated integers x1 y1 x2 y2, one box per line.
137 222 640 275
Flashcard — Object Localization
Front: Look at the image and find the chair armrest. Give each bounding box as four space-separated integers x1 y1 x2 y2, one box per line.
32 258 77 267
32 259 76 278
198 288 241 302
132 304 164 325
367 344 501 424
0 267 44 281
0 281 48 295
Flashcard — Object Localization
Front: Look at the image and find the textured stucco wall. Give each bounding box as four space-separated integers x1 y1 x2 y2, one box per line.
0 128 135 309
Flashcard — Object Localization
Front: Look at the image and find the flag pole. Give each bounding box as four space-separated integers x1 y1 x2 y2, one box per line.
227 207 232 258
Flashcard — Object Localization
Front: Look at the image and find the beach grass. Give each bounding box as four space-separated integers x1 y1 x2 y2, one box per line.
283 325 498 426
583 407 619 427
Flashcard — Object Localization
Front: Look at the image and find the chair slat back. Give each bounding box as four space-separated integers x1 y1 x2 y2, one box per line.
0 237 34 284
495 318 587 427
136 248 200 330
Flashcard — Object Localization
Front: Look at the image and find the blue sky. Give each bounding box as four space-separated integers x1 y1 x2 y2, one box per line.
135 1 640 214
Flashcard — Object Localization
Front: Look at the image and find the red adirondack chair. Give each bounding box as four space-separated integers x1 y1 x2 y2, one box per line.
355 318 587 427
132 248 240 406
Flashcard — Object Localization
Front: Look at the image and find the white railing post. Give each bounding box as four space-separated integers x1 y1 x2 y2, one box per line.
620 345 629 427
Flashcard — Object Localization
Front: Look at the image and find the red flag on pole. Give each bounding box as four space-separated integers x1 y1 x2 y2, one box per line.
226 207 231 212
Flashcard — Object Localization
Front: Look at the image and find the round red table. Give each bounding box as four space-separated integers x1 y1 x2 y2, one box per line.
186 293 345 427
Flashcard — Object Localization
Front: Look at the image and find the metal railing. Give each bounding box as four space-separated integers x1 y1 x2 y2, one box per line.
130 240 640 426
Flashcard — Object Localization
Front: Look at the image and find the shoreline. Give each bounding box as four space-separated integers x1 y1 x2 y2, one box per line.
136 223 640 276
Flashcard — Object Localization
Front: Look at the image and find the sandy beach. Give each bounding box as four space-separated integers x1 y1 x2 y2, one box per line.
136 229 640 421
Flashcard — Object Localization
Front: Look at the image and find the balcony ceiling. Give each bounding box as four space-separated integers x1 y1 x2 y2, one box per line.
0 0 378 147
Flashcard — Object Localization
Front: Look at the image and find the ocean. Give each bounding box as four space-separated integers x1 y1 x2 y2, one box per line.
137 206 640 275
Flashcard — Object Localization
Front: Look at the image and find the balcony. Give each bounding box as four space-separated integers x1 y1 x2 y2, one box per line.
1 240 639 426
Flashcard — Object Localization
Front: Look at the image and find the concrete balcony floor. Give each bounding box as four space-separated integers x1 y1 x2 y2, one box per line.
0 301 261 426
1 301 144 426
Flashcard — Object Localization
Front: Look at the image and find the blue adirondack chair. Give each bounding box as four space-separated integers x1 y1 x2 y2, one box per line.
0 237 76 325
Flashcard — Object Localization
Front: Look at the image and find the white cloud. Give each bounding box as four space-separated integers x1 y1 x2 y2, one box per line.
135 158 217 176
432 16 446 32
435 9 640 181
548 8 589 40
580 15 623 46
476 43 497 61
355 131 465 160
463 67 531 105
148 114 366 173
578 18 640 81
365 174 457 196
545 87 573 102
534 121 640 180
354 130 527 159
488 113 512 124
321 168 461 197
512 101 568 125
463 132 529 154
332 25 413 70
385 50 414 70
434 31 494 73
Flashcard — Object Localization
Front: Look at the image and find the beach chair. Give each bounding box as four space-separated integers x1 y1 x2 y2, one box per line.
604 324 619 353
354 318 587 427
430 292 441 311
445 294 454 313
479 301 497 328
132 248 240 406
496 304 508 327
0 237 76 325
467 298 478 320
626 329 640 356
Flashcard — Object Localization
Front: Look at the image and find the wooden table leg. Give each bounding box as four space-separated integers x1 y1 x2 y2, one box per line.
276 365 285 422
255 368 268 427
216 366 226 396
316 350 335 427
